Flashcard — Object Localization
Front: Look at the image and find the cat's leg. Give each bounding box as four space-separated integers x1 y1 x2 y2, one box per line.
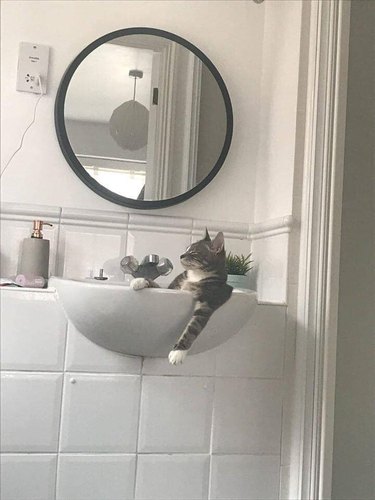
168 300 212 364
130 278 160 291
168 272 187 290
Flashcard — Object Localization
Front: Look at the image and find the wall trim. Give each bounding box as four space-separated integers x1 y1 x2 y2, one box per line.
292 1 351 499
1 202 294 242
249 215 295 240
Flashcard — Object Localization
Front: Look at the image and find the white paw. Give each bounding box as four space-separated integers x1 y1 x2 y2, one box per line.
130 278 149 291
168 349 188 365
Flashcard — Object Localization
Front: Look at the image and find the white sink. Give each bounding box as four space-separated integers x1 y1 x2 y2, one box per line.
49 277 257 357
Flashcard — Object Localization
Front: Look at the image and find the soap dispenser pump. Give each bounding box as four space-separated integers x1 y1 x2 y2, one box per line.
17 220 53 281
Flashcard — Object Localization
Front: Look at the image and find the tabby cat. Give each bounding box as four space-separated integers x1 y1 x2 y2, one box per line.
131 230 233 364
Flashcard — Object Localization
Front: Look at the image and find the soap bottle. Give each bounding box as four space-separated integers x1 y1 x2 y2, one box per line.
17 220 53 281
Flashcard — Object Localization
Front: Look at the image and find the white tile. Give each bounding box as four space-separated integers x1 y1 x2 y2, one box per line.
281 303 297 466
0 217 59 278
126 230 191 285
135 454 209 500
57 454 136 500
214 305 286 378
192 219 248 240
210 455 280 500
0 373 63 452
279 465 291 500
225 236 252 262
142 348 216 377
0 221 30 279
0 454 57 500
251 233 289 303
0 290 67 371
65 323 141 374
60 374 140 452
212 378 282 454
128 214 192 232
138 376 214 453
59 226 126 280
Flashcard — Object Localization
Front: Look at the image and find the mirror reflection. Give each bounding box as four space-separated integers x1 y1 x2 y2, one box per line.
63 33 229 202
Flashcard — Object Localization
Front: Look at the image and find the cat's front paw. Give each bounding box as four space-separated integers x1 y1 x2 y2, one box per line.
168 349 188 365
130 278 149 291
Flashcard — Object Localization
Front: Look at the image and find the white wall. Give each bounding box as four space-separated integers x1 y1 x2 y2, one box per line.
331 2 375 498
0 0 264 223
254 0 303 222
250 0 304 303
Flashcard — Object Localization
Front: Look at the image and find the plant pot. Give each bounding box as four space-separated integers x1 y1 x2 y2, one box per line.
227 274 250 289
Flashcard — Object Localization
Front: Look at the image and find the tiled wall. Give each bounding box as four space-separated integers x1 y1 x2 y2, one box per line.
0 288 286 500
0 203 293 302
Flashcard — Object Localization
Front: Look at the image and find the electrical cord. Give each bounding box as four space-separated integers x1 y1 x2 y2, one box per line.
0 74 44 178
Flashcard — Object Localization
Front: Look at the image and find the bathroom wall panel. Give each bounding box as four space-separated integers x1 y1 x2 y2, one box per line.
0 454 57 500
214 304 285 378
58 226 127 280
212 378 282 455
251 232 289 303
59 373 141 453
56 454 136 500
279 464 292 500
210 455 280 500
138 376 214 453
0 372 63 452
135 454 210 500
0 289 67 371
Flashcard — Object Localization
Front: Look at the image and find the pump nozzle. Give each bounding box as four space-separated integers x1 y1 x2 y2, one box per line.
31 220 53 239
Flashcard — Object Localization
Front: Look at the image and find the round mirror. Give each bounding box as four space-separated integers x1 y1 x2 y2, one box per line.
55 27 233 209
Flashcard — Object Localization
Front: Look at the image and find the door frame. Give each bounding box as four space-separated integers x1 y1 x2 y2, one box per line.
292 1 351 498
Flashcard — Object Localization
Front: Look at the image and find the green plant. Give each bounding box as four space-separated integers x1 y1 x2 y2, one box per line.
225 252 253 276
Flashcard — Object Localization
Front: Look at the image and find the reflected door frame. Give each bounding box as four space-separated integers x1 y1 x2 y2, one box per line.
146 43 202 200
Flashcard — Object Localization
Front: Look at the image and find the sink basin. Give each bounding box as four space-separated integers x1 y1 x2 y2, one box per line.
49 277 257 357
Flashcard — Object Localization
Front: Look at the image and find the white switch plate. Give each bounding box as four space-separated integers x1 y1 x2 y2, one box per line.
16 42 50 94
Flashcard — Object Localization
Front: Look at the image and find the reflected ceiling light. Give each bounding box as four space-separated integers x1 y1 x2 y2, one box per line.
109 69 149 151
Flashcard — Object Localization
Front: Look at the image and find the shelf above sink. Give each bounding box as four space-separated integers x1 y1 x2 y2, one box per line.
49 277 257 357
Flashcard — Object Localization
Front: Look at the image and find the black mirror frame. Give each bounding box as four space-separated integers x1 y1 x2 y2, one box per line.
55 27 233 209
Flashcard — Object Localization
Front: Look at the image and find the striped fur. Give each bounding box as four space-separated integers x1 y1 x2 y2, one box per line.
131 231 233 364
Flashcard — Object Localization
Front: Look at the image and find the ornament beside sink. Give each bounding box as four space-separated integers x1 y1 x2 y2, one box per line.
226 252 253 289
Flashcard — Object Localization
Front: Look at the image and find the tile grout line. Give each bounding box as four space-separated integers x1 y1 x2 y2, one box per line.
0 451 281 457
280 304 292 471
53 319 69 500
0 369 284 381
207 353 218 500
132 356 145 500
52 207 62 277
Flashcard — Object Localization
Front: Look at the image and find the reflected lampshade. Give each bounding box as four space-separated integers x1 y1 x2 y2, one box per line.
109 100 149 151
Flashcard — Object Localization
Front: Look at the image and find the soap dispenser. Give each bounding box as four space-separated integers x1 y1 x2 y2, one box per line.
17 220 53 281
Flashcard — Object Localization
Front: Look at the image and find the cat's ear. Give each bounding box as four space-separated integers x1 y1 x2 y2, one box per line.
204 228 211 241
212 231 225 253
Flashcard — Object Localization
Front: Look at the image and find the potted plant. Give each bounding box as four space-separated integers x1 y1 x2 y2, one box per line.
226 252 253 289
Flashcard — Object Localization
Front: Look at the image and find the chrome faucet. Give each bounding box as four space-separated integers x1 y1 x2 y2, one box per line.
120 254 173 281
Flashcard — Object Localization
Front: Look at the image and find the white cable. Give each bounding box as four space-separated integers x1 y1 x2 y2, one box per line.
0 74 44 178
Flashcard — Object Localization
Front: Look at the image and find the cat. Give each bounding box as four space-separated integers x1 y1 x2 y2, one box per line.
131 230 233 364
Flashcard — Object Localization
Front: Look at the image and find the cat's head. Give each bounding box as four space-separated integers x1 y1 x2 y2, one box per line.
180 229 226 271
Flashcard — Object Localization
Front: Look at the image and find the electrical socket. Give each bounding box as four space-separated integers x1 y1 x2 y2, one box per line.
16 42 50 94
